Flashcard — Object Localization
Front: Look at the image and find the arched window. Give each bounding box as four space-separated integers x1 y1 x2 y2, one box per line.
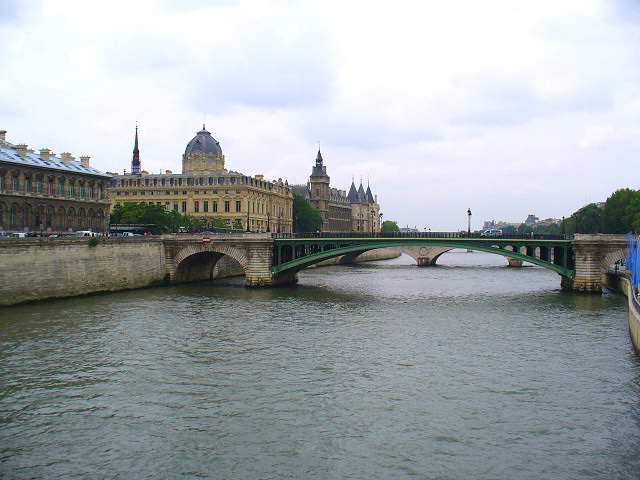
10 205 17 226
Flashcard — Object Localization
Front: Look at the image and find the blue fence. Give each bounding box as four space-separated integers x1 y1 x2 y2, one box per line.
627 233 640 288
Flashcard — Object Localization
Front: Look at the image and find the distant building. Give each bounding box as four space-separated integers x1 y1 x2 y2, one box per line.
108 126 294 232
524 214 539 225
290 149 381 233
0 129 111 234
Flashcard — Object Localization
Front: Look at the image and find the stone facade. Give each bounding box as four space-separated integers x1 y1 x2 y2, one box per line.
0 130 111 234
108 126 293 233
291 149 381 233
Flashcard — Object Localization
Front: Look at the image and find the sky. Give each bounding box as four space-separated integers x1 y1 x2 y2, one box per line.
1 0 639 231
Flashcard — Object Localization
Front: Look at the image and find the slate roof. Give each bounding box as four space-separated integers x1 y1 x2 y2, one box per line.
184 125 223 157
0 138 110 178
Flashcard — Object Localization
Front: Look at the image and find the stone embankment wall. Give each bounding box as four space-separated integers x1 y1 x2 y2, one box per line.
314 246 401 266
0 237 168 306
606 273 640 358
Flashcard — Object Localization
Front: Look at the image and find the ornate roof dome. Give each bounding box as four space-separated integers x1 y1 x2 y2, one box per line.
184 125 222 157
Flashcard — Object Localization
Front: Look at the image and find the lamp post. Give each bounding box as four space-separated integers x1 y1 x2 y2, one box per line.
562 216 565 235
266 212 270 232
467 208 472 234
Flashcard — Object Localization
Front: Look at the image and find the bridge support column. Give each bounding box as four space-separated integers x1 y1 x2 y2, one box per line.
564 234 628 293
507 258 523 267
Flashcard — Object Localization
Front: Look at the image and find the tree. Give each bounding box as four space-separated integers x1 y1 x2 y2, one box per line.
517 223 533 235
601 188 640 234
565 203 602 234
292 194 323 232
381 220 399 233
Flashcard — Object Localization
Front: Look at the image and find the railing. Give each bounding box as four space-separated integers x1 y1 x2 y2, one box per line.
272 231 572 241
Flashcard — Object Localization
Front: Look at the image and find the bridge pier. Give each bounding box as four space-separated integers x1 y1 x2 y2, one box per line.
563 234 628 293
507 258 524 267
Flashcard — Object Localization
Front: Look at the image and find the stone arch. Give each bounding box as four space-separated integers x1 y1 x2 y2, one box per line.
601 247 628 273
171 243 249 283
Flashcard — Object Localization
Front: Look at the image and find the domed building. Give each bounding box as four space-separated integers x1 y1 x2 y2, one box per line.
108 126 293 233
182 127 225 174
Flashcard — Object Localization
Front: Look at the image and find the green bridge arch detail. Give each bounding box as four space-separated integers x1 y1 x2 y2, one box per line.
271 238 575 278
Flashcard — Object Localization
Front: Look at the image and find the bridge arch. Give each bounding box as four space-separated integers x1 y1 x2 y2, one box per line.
171 243 249 283
272 238 575 279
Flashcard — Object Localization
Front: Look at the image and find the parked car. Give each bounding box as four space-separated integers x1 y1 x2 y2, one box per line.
76 231 94 237
11 232 27 238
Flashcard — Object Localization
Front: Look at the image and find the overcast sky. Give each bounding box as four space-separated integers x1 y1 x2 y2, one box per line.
2 0 639 231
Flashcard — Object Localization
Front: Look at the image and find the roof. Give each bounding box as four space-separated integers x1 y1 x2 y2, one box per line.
184 126 223 157
0 139 110 178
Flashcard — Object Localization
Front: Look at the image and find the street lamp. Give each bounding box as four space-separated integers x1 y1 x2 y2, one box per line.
266 212 270 232
467 208 472 234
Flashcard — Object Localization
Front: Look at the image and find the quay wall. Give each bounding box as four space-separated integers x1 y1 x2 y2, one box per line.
0 237 167 306
605 273 640 358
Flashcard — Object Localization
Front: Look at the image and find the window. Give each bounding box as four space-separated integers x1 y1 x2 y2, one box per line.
181 201 187 213
182 191 187 195
25 178 30 192
224 201 230 212
0 176 4 190
173 202 178 211
140 191 145 195
194 201 199 213
212 190 217 195
79 185 83 197
236 190 241 194
12 177 17 190
48 183 53 195
70 184 74 196
235 201 241 212
212 201 218 213
203 201 208 213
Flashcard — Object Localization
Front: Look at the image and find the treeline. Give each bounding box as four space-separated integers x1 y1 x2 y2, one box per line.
563 188 640 234
110 203 239 233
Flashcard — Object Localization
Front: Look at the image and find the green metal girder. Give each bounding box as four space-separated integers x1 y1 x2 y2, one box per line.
271 238 575 278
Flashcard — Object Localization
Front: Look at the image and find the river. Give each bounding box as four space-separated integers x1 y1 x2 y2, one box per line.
1 251 640 479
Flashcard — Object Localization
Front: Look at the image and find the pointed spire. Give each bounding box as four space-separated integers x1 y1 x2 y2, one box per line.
315 148 323 168
131 123 141 175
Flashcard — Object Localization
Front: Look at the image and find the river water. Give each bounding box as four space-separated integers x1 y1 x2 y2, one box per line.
1 251 640 479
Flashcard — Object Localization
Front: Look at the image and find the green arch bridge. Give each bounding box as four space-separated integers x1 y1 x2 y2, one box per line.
271 232 576 278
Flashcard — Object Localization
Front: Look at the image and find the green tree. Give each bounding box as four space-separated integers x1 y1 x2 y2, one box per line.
601 188 640 234
381 220 399 232
292 194 323 232
565 203 602 234
517 223 533 235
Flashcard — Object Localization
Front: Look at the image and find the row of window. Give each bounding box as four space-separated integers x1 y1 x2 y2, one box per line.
0 176 103 199
115 175 278 191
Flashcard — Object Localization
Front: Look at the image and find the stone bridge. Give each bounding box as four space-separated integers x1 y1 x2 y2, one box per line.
0 233 630 306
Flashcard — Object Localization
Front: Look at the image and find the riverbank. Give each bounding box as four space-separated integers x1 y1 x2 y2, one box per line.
606 272 640 357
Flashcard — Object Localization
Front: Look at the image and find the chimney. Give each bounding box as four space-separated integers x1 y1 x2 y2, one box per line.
80 155 90 167
61 152 73 164
0 130 6 141
40 148 51 161
16 144 28 157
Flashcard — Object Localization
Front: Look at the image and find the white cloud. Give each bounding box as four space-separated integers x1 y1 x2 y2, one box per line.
1 0 639 230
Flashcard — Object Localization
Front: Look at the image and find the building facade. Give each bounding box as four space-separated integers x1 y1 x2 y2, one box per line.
292 149 381 233
108 126 293 233
0 130 112 234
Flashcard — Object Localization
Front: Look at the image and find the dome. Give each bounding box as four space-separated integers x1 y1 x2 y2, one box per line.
184 126 222 157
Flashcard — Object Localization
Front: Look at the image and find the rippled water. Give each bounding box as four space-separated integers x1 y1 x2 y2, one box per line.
1 252 640 479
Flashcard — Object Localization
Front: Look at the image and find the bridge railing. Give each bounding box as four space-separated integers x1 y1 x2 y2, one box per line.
272 231 572 241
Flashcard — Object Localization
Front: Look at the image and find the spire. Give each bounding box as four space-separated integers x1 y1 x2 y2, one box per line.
131 123 141 175
315 148 323 168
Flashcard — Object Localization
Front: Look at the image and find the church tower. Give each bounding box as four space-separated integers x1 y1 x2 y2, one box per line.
309 148 330 231
131 124 141 176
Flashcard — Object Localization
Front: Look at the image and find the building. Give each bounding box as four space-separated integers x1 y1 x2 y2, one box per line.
108 126 294 233
291 149 381 233
0 129 112 234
